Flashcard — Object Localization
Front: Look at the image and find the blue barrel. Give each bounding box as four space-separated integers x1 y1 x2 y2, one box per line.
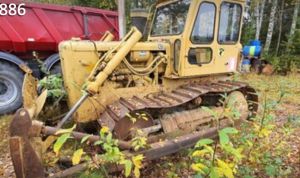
241 59 251 72
243 45 262 57
242 59 251 65
249 40 261 46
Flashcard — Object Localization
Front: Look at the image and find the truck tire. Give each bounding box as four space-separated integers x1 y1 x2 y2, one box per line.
43 54 61 75
0 61 23 114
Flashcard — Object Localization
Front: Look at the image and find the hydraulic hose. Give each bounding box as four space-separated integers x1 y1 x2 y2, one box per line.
122 54 166 76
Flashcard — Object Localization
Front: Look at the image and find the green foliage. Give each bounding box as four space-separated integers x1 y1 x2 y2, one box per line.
72 148 84 165
74 0 117 10
191 127 239 178
39 74 66 100
53 124 76 155
131 132 147 151
191 86 296 178
263 54 300 73
219 128 238 146
53 133 71 156
241 22 256 45
54 125 145 178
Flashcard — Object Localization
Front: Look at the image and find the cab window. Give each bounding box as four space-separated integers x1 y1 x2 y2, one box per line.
151 0 191 36
188 48 212 65
218 2 242 43
191 2 216 43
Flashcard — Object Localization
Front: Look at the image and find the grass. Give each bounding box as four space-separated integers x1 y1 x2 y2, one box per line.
239 73 300 104
0 115 11 152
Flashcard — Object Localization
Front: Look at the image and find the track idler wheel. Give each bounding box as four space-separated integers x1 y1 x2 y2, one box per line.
225 91 249 121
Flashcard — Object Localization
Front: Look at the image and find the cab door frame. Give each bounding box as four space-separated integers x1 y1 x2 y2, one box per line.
179 0 244 77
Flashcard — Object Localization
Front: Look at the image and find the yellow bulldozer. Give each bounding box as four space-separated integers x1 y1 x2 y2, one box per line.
9 0 258 177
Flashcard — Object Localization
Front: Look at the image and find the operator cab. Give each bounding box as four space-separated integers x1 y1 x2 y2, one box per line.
148 0 244 77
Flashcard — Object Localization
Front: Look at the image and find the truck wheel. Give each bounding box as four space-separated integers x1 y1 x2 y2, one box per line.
43 54 61 75
49 63 61 75
0 62 23 114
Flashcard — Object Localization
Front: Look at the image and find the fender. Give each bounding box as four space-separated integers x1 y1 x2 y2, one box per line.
0 52 32 73
43 53 60 73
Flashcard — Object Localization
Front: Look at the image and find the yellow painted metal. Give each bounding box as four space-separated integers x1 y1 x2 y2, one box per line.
148 0 245 77
86 27 142 94
22 73 48 118
100 31 115 42
130 51 153 62
57 0 246 123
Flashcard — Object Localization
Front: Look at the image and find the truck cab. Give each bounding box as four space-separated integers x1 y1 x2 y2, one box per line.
148 0 244 77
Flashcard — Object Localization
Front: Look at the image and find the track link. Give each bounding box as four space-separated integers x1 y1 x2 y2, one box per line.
97 80 259 131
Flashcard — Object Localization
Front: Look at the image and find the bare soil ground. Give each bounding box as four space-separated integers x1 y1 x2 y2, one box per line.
0 74 299 177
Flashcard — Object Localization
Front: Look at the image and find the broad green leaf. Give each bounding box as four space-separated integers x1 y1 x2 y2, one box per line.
195 139 214 148
192 150 210 157
210 167 220 178
219 131 230 146
204 145 214 154
132 154 144 178
219 128 238 146
53 133 71 156
55 124 76 135
221 127 238 134
72 149 84 165
223 145 244 160
106 132 113 143
134 167 141 178
120 159 132 177
94 140 103 146
217 159 234 178
191 163 207 174
80 135 91 144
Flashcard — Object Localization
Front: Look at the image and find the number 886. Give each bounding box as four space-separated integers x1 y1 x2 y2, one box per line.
0 3 26 16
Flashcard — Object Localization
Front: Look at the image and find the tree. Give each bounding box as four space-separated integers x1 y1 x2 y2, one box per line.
275 0 285 55
264 0 278 53
255 0 266 40
286 0 300 52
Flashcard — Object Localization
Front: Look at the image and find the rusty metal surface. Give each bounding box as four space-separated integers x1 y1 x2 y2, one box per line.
22 73 48 118
140 127 219 160
98 80 259 131
113 112 154 140
9 109 45 178
160 107 223 133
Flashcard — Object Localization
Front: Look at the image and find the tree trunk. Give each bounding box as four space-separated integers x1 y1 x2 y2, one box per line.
255 0 266 40
118 0 126 38
287 0 300 52
275 0 285 56
264 0 278 53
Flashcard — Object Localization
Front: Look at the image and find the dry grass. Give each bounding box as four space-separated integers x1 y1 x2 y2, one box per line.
0 115 11 151
239 73 300 105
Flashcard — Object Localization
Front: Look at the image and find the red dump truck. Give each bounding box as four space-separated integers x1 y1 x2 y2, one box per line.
0 0 119 114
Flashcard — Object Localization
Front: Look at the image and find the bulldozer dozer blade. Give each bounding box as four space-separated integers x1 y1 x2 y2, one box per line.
141 127 219 161
22 73 48 118
8 109 231 177
9 109 45 178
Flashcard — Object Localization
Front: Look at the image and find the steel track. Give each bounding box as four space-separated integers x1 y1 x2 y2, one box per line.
98 80 259 137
